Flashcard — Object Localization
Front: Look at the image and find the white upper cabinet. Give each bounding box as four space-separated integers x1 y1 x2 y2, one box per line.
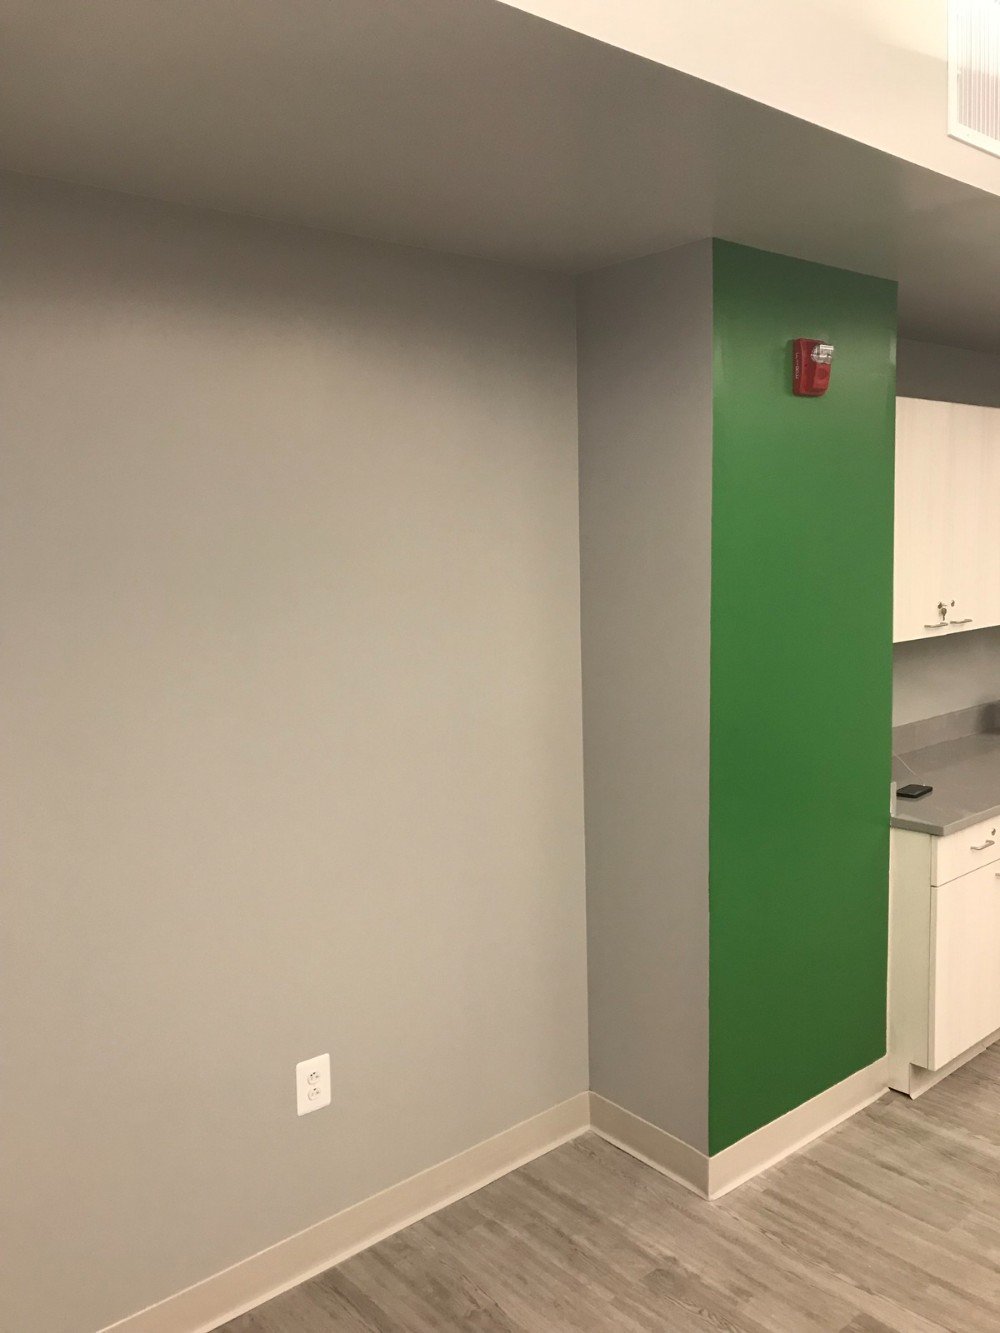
893 397 1000 643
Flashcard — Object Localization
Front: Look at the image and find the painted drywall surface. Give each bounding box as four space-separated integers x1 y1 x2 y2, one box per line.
0 173 588 1333
894 627 1000 726
708 241 897 1154
577 244 713 1152
897 338 1000 409
498 1 1000 199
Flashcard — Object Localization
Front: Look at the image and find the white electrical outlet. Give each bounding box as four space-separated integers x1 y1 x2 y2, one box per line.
295 1053 331 1116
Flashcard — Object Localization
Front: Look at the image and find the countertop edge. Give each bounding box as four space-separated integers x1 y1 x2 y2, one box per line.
891 801 1000 838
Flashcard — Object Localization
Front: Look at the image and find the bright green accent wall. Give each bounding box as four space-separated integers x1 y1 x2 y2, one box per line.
708 241 897 1154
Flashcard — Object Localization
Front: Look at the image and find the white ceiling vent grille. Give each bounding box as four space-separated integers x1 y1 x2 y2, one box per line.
950 0 1000 156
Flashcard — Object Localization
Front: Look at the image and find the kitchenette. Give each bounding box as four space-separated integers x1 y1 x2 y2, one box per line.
888 367 1000 1100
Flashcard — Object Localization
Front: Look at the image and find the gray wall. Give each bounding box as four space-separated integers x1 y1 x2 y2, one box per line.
0 173 589 1333
897 337 1000 408
893 627 1000 727
893 339 1000 725
577 243 713 1152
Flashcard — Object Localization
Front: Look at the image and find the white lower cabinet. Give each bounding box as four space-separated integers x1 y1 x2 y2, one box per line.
930 861 1000 1068
889 823 1000 1094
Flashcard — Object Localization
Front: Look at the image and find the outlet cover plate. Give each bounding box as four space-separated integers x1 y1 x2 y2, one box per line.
296 1052 331 1116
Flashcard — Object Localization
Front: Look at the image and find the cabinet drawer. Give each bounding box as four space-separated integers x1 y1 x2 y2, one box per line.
931 817 1000 885
930 861 1000 1068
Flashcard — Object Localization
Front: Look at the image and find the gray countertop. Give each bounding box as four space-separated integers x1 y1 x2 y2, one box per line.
891 703 1000 836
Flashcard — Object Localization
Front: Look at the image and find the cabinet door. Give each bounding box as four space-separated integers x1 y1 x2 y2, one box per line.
980 406 1000 632
893 398 951 642
930 861 1000 1069
944 403 992 634
894 399 1000 641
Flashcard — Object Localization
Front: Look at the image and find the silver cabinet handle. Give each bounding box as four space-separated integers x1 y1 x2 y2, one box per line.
972 839 996 851
950 619 973 625
923 622 949 629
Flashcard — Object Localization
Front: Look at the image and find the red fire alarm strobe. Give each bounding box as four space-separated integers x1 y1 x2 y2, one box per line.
793 339 835 397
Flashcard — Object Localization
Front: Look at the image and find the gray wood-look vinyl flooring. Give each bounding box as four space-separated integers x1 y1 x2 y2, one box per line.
218 1042 1000 1332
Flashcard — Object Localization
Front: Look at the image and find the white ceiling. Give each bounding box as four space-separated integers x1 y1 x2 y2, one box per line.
501 0 1000 199
2 0 999 351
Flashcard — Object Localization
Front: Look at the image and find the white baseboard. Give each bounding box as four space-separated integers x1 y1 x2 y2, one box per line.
590 1059 888 1203
101 1063 890 1332
588 1093 709 1197
706 1056 888 1198
100 1092 590 1333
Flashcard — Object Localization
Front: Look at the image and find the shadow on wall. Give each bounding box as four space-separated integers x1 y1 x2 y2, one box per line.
893 626 1000 727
